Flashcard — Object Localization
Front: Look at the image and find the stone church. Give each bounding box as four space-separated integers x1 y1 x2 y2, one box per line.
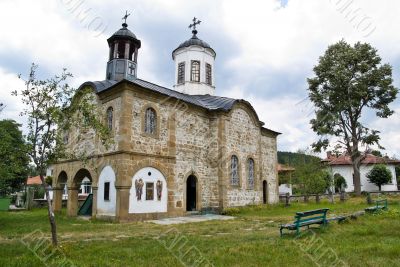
51 17 280 221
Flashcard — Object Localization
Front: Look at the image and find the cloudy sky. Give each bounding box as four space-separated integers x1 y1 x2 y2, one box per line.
0 0 399 157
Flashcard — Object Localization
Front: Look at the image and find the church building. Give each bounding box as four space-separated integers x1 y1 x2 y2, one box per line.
51 16 280 221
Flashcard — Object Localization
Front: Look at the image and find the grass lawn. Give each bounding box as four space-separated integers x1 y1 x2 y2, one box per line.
1 196 400 266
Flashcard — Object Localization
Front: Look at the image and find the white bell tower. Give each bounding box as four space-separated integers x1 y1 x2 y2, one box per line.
172 18 216 95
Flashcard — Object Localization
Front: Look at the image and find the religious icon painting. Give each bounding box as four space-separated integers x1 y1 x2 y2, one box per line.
135 178 144 201
156 180 162 201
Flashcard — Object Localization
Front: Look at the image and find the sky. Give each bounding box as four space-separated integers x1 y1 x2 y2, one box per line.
0 0 399 158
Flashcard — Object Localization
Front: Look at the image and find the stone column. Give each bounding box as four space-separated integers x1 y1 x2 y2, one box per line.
52 187 63 213
91 186 98 218
67 187 79 217
115 186 130 222
217 116 228 210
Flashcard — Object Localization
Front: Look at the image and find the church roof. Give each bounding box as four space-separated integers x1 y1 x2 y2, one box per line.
111 26 137 39
82 79 236 111
173 35 216 56
80 78 280 135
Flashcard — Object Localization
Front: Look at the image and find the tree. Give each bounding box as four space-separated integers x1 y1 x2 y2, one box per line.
370 150 383 157
13 64 111 246
367 164 392 191
334 173 347 193
308 40 398 195
0 120 29 196
295 162 329 195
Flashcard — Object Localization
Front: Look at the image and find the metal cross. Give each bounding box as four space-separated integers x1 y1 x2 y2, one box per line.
188 17 201 31
122 10 131 24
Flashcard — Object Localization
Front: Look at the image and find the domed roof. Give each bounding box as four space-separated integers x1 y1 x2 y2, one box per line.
173 31 216 56
112 26 137 39
107 23 141 47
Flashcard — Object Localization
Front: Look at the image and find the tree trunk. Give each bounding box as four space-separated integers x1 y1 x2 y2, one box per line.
352 158 362 196
378 185 381 191
40 174 58 246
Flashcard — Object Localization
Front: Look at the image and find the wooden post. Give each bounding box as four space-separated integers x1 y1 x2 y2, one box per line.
366 192 373 205
340 191 345 202
285 193 290 207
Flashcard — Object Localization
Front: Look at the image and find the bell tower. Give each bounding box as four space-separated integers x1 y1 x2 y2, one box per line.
172 17 216 95
106 11 141 81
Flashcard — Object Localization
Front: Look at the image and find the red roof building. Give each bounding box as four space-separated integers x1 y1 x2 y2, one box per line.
26 176 43 185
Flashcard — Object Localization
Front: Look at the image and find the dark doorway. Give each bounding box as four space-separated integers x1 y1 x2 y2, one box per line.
263 180 267 204
186 175 197 211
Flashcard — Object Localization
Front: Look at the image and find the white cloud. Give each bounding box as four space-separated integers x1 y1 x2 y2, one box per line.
0 0 399 156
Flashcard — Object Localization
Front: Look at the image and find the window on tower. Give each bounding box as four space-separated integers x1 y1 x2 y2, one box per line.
191 61 200 82
177 62 185 84
206 63 212 85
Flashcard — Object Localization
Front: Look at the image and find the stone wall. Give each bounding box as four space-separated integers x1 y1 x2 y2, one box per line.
52 82 280 220
224 105 263 207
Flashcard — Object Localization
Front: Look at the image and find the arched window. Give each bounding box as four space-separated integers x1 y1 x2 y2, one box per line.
231 155 239 186
248 158 254 189
145 107 157 134
106 107 113 130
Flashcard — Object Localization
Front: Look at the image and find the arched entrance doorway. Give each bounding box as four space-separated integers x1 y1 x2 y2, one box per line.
263 180 268 204
67 169 92 217
186 175 197 211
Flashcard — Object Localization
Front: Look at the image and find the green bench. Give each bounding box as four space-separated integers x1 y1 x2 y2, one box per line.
280 208 329 236
365 199 388 213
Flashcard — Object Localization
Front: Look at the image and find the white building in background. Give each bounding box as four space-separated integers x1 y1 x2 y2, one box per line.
323 153 400 192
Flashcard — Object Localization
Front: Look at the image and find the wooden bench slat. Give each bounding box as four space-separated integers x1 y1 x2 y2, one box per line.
280 208 329 236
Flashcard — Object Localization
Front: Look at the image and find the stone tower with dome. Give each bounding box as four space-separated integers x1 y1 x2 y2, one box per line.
50 15 280 222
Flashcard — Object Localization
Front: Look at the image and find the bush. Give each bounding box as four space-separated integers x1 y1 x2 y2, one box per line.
367 165 392 191
221 207 240 216
334 173 347 193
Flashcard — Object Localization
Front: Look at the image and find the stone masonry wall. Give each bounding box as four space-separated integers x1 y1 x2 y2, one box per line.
224 106 263 207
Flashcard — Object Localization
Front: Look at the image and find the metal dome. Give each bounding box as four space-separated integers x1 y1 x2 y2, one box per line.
172 33 216 56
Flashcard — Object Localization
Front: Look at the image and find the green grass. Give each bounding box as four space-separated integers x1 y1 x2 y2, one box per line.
1 196 400 266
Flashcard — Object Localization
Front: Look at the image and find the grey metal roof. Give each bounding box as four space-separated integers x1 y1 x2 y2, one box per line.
110 27 137 39
81 78 236 111
173 35 216 56
79 78 280 135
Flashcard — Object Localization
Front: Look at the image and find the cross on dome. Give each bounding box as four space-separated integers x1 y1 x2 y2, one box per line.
188 17 201 36
122 10 131 27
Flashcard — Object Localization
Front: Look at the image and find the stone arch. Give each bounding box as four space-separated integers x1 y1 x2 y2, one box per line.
97 165 117 216
127 159 169 188
229 101 262 129
129 167 168 214
67 168 93 217
184 172 201 212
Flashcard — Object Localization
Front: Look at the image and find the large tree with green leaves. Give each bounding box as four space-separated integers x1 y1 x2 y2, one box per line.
13 64 111 246
366 164 392 191
308 40 398 195
0 120 29 196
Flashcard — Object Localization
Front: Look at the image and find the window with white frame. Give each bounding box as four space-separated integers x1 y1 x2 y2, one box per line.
191 60 200 82
178 62 185 84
